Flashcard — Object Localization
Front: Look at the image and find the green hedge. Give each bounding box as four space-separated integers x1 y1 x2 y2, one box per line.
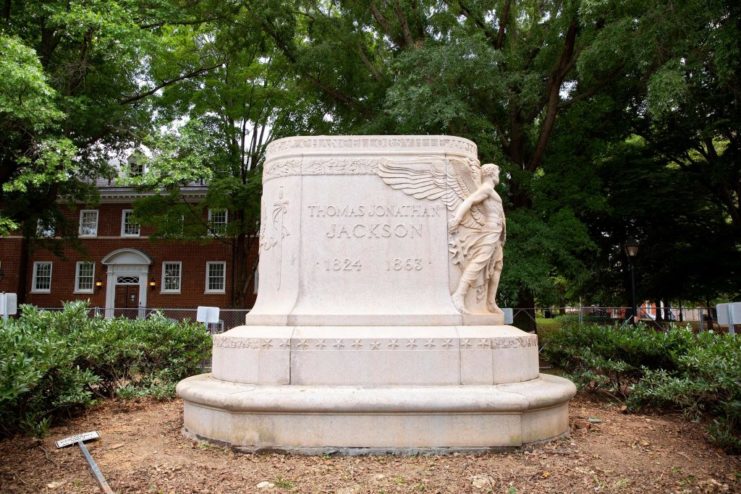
0 302 211 437
542 323 741 452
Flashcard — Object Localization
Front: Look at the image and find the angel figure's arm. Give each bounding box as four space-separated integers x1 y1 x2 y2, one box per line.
449 185 490 230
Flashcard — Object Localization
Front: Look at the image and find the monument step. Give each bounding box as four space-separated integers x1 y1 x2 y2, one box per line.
178 373 576 451
211 325 539 386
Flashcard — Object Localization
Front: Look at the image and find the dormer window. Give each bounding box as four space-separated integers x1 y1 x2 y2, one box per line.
130 161 144 177
127 151 145 177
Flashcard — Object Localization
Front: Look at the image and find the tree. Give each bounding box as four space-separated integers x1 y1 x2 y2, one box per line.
129 3 303 306
0 1 238 299
0 34 77 235
241 0 741 316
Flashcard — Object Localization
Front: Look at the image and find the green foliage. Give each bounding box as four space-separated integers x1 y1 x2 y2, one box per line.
0 34 77 234
542 323 741 451
0 302 211 437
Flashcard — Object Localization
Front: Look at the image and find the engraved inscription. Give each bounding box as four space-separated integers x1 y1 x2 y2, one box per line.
326 223 423 240
322 258 362 272
307 203 440 242
386 258 424 271
307 204 442 218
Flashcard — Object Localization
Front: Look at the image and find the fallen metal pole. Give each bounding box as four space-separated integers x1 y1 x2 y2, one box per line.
77 440 114 494
55 431 114 494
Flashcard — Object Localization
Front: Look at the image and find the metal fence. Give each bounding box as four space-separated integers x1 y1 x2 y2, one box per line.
512 305 726 331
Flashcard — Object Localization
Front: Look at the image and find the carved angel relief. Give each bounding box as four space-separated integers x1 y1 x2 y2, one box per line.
377 158 506 315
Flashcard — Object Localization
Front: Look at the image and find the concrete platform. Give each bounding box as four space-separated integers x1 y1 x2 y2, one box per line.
177 373 576 452
211 325 539 386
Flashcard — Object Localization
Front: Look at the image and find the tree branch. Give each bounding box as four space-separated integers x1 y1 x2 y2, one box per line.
118 62 224 105
257 13 370 115
558 63 625 109
527 20 578 170
139 17 222 29
450 0 499 48
393 0 415 48
356 42 385 82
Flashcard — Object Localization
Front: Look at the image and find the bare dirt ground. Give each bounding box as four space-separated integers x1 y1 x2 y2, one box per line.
0 395 737 494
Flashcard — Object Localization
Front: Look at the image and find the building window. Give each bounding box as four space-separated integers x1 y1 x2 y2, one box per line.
161 262 181 293
121 209 140 237
208 209 228 236
75 262 95 293
36 219 55 238
129 160 144 177
205 262 226 293
79 210 98 237
32 262 52 293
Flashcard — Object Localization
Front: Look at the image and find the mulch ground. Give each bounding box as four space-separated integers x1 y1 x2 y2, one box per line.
0 395 737 493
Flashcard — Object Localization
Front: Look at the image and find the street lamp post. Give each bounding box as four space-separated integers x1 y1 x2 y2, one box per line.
625 239 639 324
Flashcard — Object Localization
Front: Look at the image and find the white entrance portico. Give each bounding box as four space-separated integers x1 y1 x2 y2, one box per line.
101 248 152 319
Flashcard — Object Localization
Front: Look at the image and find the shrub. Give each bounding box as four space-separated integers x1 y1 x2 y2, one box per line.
541 322 740 452
0 302 211 437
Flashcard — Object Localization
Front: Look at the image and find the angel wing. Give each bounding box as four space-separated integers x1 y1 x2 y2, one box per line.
377 157 486 229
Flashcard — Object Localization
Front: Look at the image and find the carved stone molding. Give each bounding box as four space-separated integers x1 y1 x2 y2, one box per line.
215 335 537 351
265 135 477 161
214 337 290 349
263 158 384 183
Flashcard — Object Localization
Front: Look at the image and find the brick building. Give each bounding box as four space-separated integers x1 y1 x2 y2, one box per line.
0 182 258 317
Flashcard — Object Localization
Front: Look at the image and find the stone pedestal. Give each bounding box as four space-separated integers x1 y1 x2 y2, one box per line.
178 136 575 452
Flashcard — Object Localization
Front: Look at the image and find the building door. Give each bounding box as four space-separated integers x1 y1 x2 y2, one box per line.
114 276 140 318
102 249 152 319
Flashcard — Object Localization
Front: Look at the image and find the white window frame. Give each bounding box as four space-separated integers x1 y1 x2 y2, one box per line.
121 209 141 237
208 209 228 236
161 261 182 294
129 160 144 177
32 261 53 293
74 261 95 294
79 210 99 237
205 261 226 294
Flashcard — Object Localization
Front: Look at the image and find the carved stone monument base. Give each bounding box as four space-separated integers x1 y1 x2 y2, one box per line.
177 325 576 450
178 135 576 452
178 373 574 452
